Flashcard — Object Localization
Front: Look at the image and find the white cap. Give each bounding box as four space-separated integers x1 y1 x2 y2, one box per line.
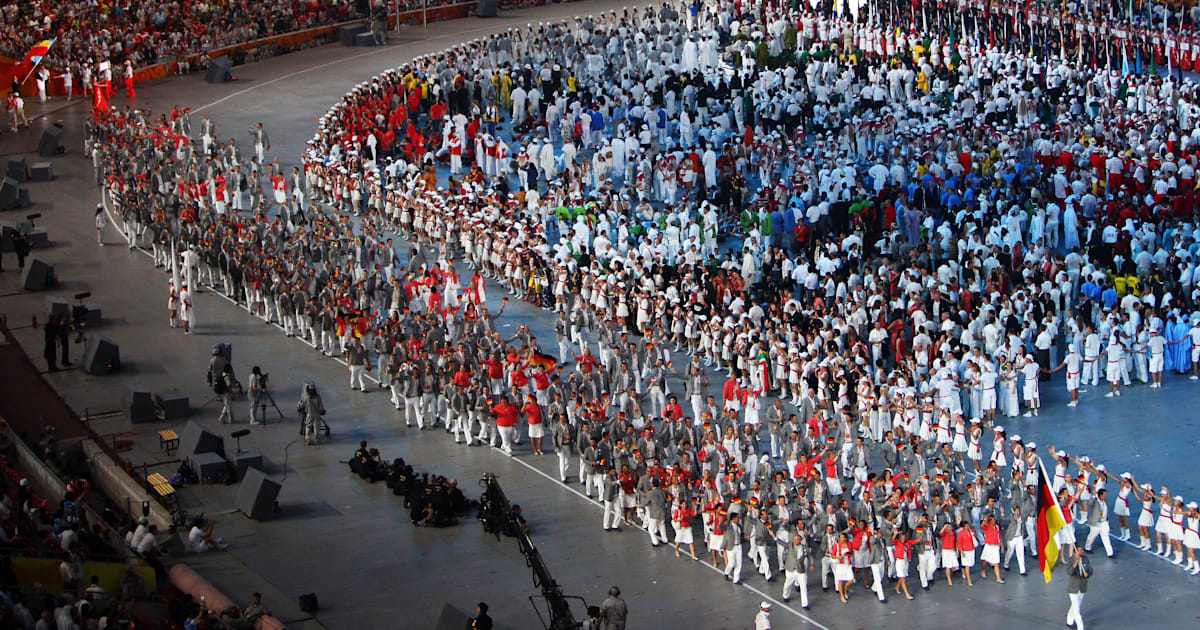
994 426 1004 433
1056 450 1066 457
760 601 771 610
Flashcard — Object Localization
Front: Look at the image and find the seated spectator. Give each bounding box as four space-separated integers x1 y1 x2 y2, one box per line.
187 517 225 552
83 575 106 600
135 525 159 556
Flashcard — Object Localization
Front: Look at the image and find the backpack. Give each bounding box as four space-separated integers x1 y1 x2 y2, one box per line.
213 377 227 395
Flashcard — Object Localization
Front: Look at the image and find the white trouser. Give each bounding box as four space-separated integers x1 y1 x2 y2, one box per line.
389 383 402 408
349 365 367 390
1067 592 1085 630
820 556 835 588
477 418 495 444
421 393 438 426
870 562 887 601
1082 357 1098 386
588 473 604 498
918 551 938 587
647 517 668 545
1004 536 1026 573
603 500 622 529
782 569 808 606
404 397 421 427
556 449 571 480
1084 523 1113 556
724 546 743 582
451 411 469 441
647 387 666 417
750 541 770 577
498 425 515 453
218 393 235 423
248 394 263 424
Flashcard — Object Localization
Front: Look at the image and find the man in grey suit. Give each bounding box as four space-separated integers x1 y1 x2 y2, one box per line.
644 478 668 546
1067 545 1091 630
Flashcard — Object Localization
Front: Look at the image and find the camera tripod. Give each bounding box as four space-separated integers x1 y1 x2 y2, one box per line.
253 388 285 424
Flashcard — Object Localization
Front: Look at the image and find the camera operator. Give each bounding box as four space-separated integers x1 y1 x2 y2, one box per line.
248 367 268 425
297 382 325 445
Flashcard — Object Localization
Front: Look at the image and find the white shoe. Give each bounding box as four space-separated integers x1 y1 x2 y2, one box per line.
1067 401 1078 407
1104 392 1114 398
1190 375 1198 380
1115 390 1121 396
1023 412 1032 417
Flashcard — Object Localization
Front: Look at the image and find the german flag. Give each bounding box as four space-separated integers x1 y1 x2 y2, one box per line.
1036 460 1068 583
528 351 557 371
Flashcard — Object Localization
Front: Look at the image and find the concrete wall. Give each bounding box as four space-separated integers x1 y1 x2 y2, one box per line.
9 428 67 505
81 438 174 530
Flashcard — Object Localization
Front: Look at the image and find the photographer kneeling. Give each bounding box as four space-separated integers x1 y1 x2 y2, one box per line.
349 440 387 482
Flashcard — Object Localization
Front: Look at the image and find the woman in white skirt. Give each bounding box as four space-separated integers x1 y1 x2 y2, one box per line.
1154 487 1176 557
939 523 960 585
979 515 1005 583
708 508 727 566
1112 473 1134 541
966 418 984 472
989 425 1008 469
1169 496 1187 565
833 535 855 603
892 531 918 600
1130 481 1158 550
1183 502 1200 575
955 522 977 586
672 496 698 560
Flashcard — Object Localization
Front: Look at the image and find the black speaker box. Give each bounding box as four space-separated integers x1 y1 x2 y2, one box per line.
179 420 224 458
189 452 230 484
236 467 281 520
38 125 62 157
6 156 28 182
155 393 190 420
21 257 54 290
83 336 120 375
477 0 498 18
204 56 232 84
340 24 366 46
122 384 156 423
0 177 19 209
354 32 377 46
30 162 53 181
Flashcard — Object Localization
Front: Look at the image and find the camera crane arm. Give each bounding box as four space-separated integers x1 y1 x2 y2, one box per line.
478 474 582 630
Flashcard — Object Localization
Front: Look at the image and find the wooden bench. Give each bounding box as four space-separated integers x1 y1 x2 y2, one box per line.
159 429 180 455
148 473 178 511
